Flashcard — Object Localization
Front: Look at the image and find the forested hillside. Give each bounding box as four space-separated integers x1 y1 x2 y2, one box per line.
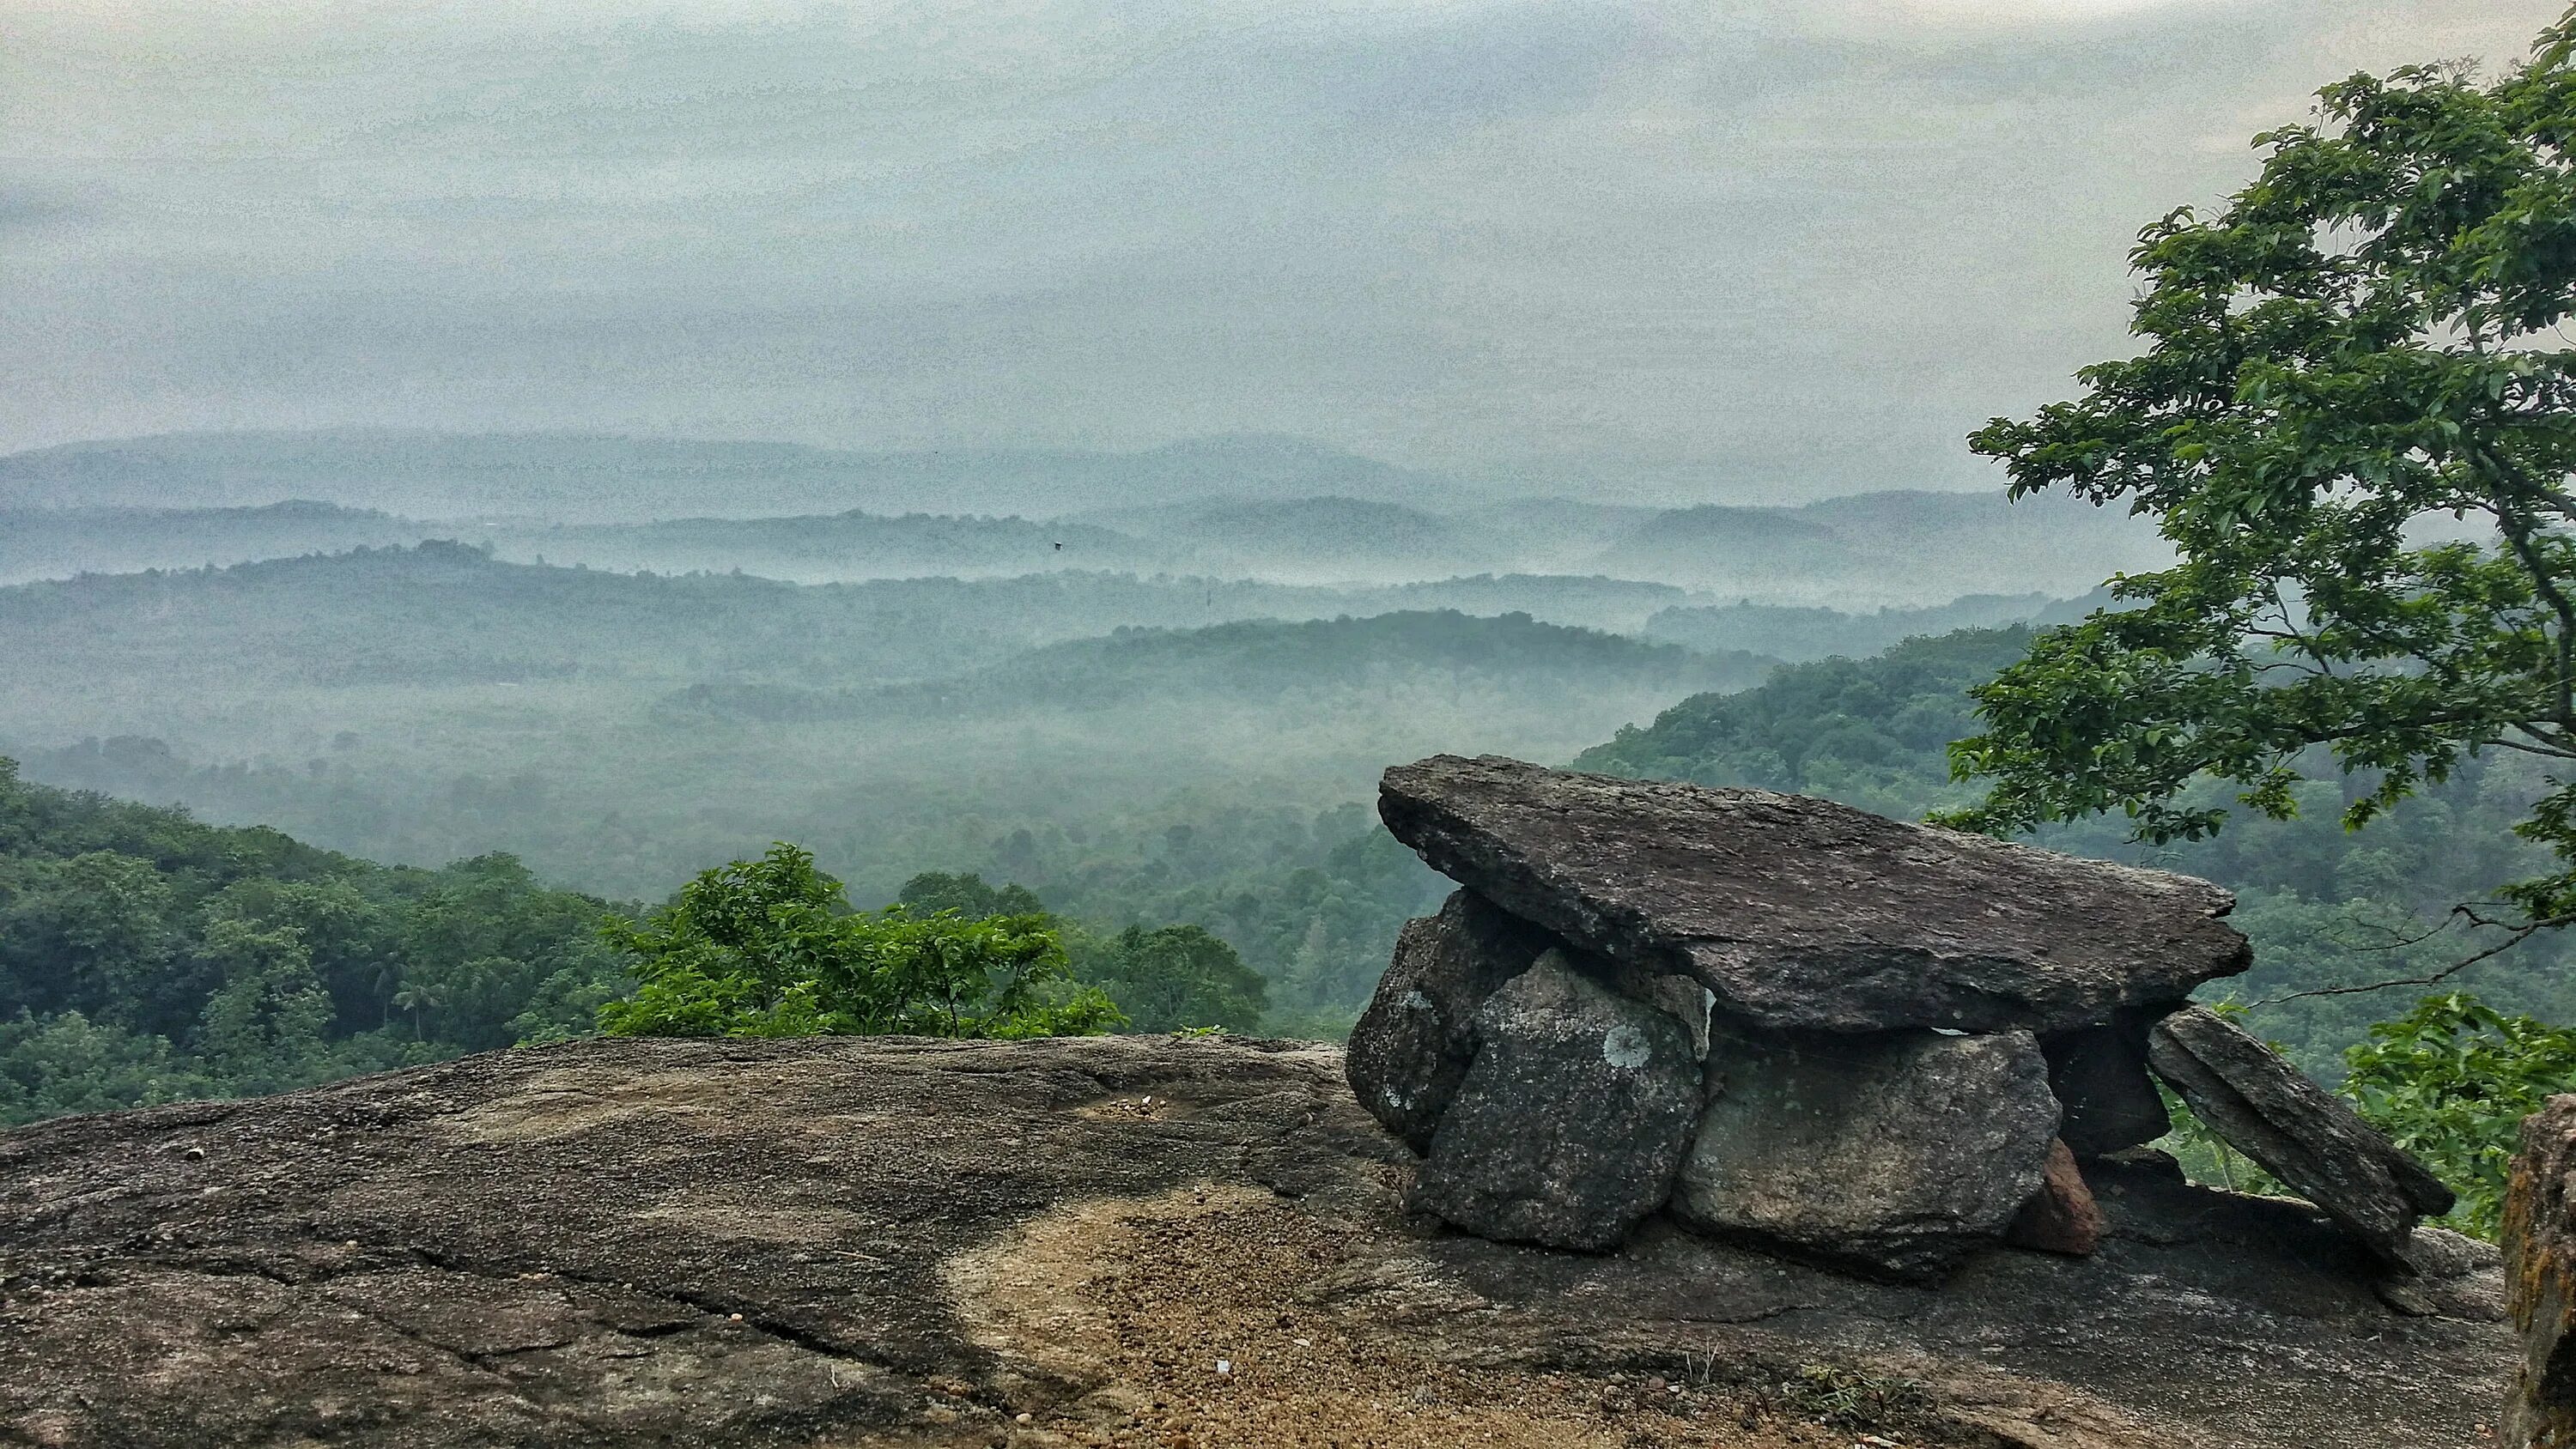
19 601 2576 1104
21 529 2567 1075
7 548 1691 1040
0 758 1331 1121
1641 591 2073 663
667 611 1766 722
0 758 625 1124
0 432 1469 520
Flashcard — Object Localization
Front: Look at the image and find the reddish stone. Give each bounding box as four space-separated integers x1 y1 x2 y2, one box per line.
2008 1138 2105 1257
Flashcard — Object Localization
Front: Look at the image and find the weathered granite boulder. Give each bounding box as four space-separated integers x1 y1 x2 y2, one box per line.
2505 1094 2576 1447
1594 958 1720 1064
2148 1006 2456 1268
2007 1138 2106 1257
1671 1023 2060 1280
2042 1014 2173 1157
1409 953 1702 1251
1378 755 2251 1034
1346 889 1557 1151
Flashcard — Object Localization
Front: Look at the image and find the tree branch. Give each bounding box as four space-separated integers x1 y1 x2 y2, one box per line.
2472 442 2576 725
2249 907 2576 1006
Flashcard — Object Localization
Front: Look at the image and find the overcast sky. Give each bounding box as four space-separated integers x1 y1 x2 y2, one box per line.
3 0 2564 500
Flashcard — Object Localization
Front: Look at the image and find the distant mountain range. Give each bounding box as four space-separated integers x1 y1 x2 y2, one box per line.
0 430 1474 522
0 433 2172 604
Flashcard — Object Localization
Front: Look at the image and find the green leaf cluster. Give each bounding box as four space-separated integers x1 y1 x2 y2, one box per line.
595 844 1124 1040
1945 19 2576 923
2341 991 2576 1237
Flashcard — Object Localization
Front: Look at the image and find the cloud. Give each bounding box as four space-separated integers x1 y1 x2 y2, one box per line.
1 0 2566 500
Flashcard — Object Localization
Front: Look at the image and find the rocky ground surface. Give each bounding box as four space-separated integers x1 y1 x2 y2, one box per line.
0 1034 2514 1448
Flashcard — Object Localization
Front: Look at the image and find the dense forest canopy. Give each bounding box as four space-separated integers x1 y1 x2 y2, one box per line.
0 756 623 1123
0 761 1287 1122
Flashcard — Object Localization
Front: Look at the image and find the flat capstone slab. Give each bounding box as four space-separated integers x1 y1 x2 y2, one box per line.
1378 755 2251 1034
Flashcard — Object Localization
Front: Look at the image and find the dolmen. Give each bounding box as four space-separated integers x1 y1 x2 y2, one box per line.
1349 755 2458 1281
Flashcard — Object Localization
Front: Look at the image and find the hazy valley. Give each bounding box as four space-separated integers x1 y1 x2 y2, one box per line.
0 428 2559 1063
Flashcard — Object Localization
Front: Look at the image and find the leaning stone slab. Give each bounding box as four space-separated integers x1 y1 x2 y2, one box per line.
1347 889 1558 1152
1671 1024 2059 1280
2147 1006 2456 1267
2506 1094 2576 1447
1408 952 1702 1251
1378 755 2251 1034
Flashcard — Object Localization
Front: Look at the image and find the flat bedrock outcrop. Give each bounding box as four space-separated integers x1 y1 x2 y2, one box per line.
1673 1024 2062 1280
0 1035 2512 1449
2148 1006 2457 1269
1408 953 1703 1251
1378 755 2253 1034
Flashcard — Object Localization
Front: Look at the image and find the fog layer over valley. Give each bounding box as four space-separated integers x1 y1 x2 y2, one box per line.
0 430 2165 1034
14 423 2557 1068
0 432 2166 600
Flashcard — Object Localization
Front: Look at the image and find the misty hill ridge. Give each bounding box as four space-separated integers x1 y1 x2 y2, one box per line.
0 500 425 585
0 430 1473 521
667 610 1773 721
1589 489 2168 603
1069 495 1518 579
3 449 2167 607
499 510 1159 582
0 543 1726 694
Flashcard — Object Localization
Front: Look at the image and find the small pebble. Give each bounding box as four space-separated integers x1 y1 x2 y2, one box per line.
1016 1412 1034 1424
727 1313 744 1322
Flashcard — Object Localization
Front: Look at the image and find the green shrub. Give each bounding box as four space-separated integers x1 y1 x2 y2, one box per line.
596 843 1124 1040
2342 992 2576 1239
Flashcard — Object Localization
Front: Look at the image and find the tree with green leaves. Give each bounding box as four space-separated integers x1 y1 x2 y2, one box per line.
1080 923 1269 1034
894 870 1046 921
596 844 1124 1040
1946 15 2576 952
